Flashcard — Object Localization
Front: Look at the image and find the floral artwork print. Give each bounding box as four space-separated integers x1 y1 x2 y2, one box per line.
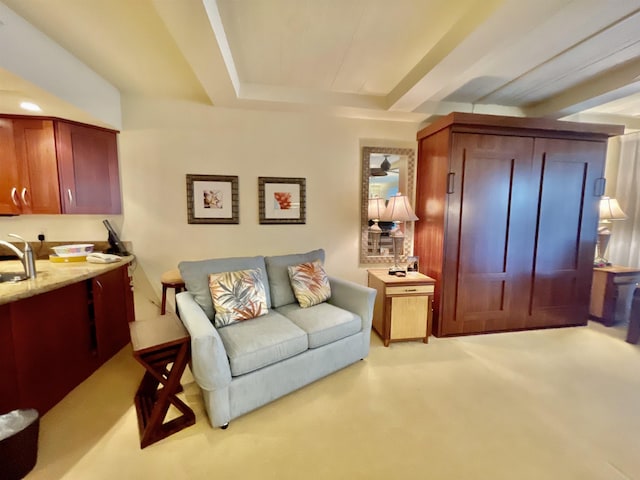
204 190 223 209
273 192 292 209
287 260 331 308
208 268 269 327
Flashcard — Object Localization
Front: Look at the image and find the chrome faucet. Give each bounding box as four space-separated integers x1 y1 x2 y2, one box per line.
0 234 37 279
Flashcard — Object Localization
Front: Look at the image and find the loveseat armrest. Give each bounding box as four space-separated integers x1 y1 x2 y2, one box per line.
176 291 232 390
327 276 376 354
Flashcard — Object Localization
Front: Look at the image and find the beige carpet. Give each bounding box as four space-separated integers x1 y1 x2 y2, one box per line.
24 321 640 480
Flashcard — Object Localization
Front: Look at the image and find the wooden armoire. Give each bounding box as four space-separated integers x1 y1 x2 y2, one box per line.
414 112 624 337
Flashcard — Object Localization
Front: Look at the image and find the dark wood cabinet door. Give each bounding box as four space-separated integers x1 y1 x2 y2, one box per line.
93 266 133 364
442 133 538 335
0 304 19 413
10 283 96 414
56 121 122 214
12 119 61 214
526 138 605 328
0 118 20 215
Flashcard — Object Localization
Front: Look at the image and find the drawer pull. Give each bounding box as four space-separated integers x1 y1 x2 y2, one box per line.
405 288 417 292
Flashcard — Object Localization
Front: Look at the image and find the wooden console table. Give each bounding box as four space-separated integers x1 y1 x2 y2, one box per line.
590 266 640 327
129 312 195 448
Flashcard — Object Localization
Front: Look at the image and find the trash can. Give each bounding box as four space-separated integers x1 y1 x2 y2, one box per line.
0 409 39 480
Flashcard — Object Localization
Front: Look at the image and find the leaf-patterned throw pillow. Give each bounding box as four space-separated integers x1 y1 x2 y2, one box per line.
287 260 331 308
208 268 269 327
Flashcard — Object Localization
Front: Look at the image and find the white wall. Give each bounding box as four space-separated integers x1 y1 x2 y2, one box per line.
1 97 419 309
119 97 418 290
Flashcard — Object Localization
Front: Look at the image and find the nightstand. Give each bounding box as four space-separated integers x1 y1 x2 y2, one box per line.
590 265 640 326
367 269 435 346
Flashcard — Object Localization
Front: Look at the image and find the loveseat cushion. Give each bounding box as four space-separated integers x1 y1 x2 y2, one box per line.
179 256 271 321
276 302 361 348
265 249 325 307
217 311 308 376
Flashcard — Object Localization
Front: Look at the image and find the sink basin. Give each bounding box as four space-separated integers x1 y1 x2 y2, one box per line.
0 272 28 283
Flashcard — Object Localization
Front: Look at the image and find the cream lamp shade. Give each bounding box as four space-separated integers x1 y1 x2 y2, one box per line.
380 193 418 274
599 197 627 221
380 193 418 223
595 197 627 266
367 198 386 229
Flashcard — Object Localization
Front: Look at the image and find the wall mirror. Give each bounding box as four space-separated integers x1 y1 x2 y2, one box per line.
360 146 416 265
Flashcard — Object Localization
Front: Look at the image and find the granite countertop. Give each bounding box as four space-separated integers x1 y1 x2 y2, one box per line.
0 256 135 306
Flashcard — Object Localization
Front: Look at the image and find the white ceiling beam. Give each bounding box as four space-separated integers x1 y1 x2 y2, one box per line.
523 56 640 118
385 0 505 112
561 111 640 131
152 0 236 107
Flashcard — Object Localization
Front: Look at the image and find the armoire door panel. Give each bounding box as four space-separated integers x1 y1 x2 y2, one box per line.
527 138 605 327
443 133 537 335
535 159 585 271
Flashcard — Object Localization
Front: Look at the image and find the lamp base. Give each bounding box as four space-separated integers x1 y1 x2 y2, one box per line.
388 265 406 276
594 258 612 268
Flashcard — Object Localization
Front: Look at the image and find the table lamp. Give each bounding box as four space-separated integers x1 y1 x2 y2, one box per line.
381 192 418 275
595 196 626 267
367 197 386 254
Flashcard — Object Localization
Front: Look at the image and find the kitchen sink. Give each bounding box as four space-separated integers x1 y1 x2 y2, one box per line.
0 272 29 283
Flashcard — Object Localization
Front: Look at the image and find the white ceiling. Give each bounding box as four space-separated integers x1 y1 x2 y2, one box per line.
2 0 640 129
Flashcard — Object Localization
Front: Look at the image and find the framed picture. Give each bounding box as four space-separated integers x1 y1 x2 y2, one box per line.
258 177 306 224
186 174 239 224
407 256 419 272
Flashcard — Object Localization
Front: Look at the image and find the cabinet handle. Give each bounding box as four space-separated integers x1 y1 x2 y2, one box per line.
405 288 418 292
67 188 73 204
20 188 30 206
10 187 19 206
594 177 606 197
447 172 455 194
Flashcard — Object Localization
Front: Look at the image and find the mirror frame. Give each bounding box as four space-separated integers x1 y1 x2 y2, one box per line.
360 146 416 265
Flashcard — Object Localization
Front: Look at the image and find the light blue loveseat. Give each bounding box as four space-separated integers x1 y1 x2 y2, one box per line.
176 249 376 429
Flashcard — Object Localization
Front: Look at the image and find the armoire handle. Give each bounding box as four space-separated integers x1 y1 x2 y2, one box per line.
447 173 455 194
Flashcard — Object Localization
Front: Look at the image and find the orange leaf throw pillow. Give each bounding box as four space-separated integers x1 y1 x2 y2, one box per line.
208 268 269 327
287 260 331 308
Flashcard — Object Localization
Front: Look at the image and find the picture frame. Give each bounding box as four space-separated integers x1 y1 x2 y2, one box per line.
186 174 239 224
406 255 419 272
258 177 306 224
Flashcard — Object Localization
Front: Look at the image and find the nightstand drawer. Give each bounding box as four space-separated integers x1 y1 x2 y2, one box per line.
386 284 434 296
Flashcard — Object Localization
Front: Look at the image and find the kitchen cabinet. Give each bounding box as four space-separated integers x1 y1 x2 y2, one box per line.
0 118 61 215
92 265 134 364
1 263 134 414
56 121 122 214
11 282 96 415
0 304 19 413
0 114 121 215
13 118 61 214
414 112 623 337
